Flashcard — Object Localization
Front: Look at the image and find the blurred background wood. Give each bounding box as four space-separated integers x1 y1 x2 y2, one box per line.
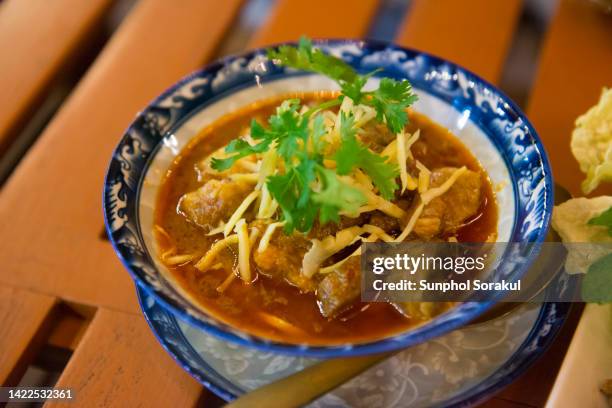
0 0 113 158
250 0 381 47
396 0 523 83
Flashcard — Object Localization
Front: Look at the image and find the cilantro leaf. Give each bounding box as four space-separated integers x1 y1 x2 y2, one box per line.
210 137 271 171
312 167 365 224
266 170 297 231
588 206 612 236
268 37 358 84
311 114 327 155
267 169 302 233
266 99 309 164
365 78 419 133
268 38 418 134
582 252 612 302
267 162 318 234
339 75 368 104
210 100 307 172
333 113 399 199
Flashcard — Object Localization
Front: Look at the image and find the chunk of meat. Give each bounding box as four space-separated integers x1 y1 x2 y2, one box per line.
178 179 251 229
368 211 401 233
253 230 316 293
308 215 366 240
413 167 482 239
358 123 395 152
317 257 361 318
413 199 445 238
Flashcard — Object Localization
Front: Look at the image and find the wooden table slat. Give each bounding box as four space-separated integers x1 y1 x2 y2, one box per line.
526 0 612 197
395 0 523 84
0 0 244 313
250 0 381 47
0 286 56 386
46 309 202 407
0 0 114 156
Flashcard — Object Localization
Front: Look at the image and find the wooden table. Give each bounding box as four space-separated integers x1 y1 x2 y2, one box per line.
0 0 610 406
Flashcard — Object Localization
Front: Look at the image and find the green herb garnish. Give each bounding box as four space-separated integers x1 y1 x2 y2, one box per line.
268 37 418 133
333 112 399 200
211 37 418 233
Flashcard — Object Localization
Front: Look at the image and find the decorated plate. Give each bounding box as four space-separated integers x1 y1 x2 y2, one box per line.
137 284 569 407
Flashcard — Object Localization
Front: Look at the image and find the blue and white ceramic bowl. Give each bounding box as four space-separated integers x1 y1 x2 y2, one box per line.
103 40 554 357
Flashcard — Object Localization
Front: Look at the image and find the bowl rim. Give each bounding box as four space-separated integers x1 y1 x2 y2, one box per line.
103 38 554 357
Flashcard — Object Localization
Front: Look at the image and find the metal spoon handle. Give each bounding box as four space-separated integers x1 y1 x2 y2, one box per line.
225 352 393 408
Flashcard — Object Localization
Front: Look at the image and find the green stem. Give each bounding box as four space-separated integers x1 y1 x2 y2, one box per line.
304 98 342 117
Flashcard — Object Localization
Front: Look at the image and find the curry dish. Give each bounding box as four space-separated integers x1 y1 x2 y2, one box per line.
153 40 498 345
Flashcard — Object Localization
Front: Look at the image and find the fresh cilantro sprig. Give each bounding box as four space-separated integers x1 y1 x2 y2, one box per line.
211 99 306 171
268 37 418 133
210 37 417 233
265 111 367 233
210 136 271 171
588 206 612 236
365 78 418 133
313 167 365 224
267 38 358 84
333 113 399 200
212 99 365 233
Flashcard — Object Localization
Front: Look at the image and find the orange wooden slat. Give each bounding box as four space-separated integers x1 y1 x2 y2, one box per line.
0 0 243 313
395 0 523 84
526 0 612 197
0 285 56 386
46 309 202 407
250 0 381 47
0 0 114 156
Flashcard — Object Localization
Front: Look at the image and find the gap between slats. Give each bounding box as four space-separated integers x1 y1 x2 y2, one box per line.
0 287 92 388
47 308 203 408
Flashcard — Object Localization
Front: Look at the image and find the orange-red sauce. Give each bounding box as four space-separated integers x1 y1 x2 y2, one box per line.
154 93 498 345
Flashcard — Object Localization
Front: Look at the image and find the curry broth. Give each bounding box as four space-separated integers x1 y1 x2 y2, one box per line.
154 93 498 344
